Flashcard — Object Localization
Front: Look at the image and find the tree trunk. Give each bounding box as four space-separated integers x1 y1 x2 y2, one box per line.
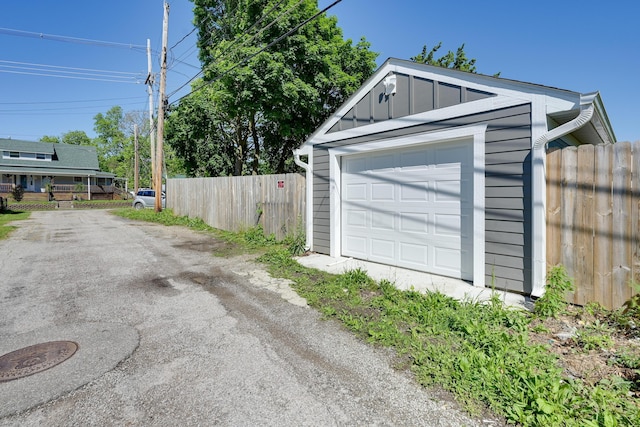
250 113 260 175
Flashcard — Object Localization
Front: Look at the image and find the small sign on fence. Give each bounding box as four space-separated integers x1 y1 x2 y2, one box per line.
277 180 284 189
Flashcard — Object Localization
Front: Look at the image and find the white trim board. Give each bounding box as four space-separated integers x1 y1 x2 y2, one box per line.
328 124 486 287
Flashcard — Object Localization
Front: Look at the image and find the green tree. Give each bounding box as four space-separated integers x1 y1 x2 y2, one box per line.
412 41 499 76
166 84 235 177
40 135 60 143
61 130 92 146
166 0 377 176
93 106 128 175
411 42 477 72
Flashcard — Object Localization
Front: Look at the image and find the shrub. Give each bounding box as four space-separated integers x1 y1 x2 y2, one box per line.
534 265 574 318
11 185 24 202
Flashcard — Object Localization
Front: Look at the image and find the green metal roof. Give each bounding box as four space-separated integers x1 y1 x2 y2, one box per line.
0 139 104 175
0 166 101 176
0 138 55 154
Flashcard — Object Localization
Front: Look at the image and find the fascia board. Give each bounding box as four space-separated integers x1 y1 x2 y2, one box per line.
308 95 527 145
593 92 617 143
304 58 584 147
386 58 582 105
301 59 398 145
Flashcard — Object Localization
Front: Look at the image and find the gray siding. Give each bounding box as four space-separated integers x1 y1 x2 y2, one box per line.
312 149 331 254
312 103 532 294
328 73 496 134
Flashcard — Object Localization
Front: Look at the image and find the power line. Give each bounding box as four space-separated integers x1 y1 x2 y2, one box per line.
172 0 287 84
0 27 147 52
168 0 303 98
0 69 142 84
0 58 144 83
0 59 141 76
170 26 197 50
170 0 343 106
0 101 148 113
0 96 145 105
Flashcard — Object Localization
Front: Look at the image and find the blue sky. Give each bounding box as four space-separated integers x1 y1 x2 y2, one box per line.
1 0 638 142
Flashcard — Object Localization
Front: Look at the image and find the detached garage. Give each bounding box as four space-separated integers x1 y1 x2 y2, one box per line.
294 58 615 296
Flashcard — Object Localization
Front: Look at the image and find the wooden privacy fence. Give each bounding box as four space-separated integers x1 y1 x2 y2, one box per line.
167 173 305 240
547 142 640 309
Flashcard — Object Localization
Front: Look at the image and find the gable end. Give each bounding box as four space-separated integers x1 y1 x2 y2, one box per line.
328 73 496 133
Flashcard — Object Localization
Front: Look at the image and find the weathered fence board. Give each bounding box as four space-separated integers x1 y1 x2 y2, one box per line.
547 142 638 309
167 174 305 240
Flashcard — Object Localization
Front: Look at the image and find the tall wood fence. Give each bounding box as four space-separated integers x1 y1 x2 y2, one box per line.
167 173 305 240
547 142 640 309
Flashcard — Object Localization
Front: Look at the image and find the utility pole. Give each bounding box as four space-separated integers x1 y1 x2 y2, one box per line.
134 123 139 193
154 2 169 212
146 38 155 185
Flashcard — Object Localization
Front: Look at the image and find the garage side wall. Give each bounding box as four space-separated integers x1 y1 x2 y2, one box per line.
312 103 532 293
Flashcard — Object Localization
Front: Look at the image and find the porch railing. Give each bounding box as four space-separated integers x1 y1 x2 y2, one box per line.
0 183 116 194
51 184 115 193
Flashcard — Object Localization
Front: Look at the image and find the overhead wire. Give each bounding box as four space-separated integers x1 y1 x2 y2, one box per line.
0 27 147 53
169 0 343 106
170 26 197 50
167 0 301 98
0 60 143 82
0 69 142 84
0 96 145 105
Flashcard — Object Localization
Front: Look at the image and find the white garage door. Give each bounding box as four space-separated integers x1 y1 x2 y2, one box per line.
341 140 473 279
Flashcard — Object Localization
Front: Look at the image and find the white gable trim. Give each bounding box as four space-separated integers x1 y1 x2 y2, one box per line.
328 124 487 287
310 95 525 145
304 59 581 147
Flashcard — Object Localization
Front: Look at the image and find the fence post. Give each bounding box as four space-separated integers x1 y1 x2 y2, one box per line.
560 147 578 303
633 142 640 294
546 147 562 269
612 142 632 308
574 145 595 305
594 144 613 308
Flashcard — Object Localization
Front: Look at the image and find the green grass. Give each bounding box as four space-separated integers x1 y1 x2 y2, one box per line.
109 209 640 426
259 247 639 426
111 208 284 256
0 210 30 239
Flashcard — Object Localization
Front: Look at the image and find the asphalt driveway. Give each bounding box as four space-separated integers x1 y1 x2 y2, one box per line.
0 210 491 426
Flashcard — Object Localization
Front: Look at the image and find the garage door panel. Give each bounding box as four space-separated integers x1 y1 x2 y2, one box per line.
399 212 429 233
342 140 472 279
371 210 395 230
346 157 367 173
371 239 395 261
434 247 462 272
345 209 367 227
400 181 430 201
400 150 430 169
371 182 394 201
434 213 461 236
345 183 367 200
434 180 461 201
344 234 367 256
371 153 395 171
399 243 429 265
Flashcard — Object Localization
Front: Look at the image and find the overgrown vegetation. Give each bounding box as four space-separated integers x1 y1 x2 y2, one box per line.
262 248 640 425
110 209 640 425
534 265 575 318
0 209 30 239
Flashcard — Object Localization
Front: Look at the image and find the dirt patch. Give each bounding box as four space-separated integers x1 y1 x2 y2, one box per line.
529 306 640 394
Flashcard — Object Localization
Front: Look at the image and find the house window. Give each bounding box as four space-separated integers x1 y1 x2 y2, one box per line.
9 152 19 158
74 177 83 183
36 153 46 160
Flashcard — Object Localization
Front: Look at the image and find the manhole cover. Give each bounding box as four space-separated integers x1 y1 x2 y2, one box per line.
0 341 78 382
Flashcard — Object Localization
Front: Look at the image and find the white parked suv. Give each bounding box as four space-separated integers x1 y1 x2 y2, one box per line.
132 189 165 209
